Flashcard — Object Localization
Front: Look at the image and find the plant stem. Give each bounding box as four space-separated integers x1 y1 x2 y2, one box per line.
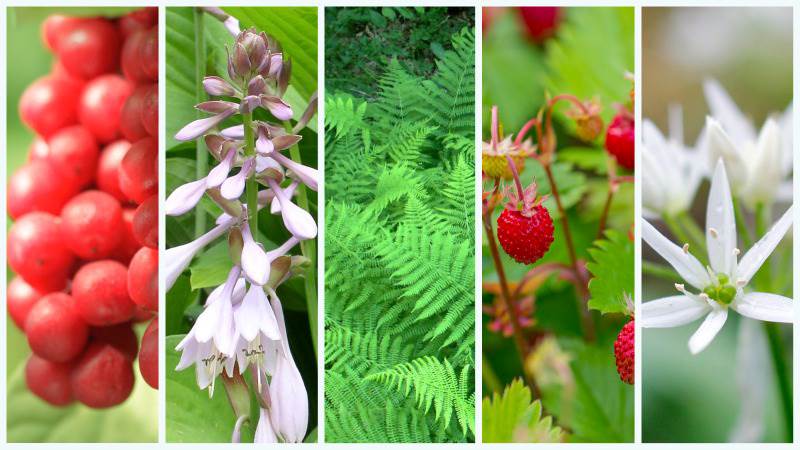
284 121 318 357
242 112 258 235
754 202 771 290
595 186 614 240
764 322 792 441
193 8 207 238
733 198 753 249
481 356 503 395
642 261 682 283
542 163 595 342
663 214 705 265
676 211 706 253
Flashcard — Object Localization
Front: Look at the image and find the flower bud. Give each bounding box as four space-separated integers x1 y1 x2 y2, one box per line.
566 100 603 142
203 76 238 97
228 227 244 266
207 187 243 218
266 255 292 289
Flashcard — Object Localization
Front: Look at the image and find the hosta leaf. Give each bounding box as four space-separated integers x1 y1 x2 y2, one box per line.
587 230 634 315
482 379 564 443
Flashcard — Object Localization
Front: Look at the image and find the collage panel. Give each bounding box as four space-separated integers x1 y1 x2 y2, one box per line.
6 6 159 443
323 7 476 443
481 7 634 443
642 7 793 443
163 6 318 444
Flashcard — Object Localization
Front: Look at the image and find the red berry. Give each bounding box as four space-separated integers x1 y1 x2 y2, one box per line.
47 125 100 188
119 85 150 141
139 318 158 389
140 83 158 137
121 30 149 83
96 140 132 202
90 322 139 361
8 212 75 290
497 205 555 264
41 15 90 52
128 247 158 311
133 195 158 248
19 76 83 138
25 355 74 406
614 319 634 384
139 27 158 81
111 207 140 264
8 276 52 330
118 8 157 39
28 137 50 161
517 7 562 44
133 307 156 323
7 159 79 219
605 114 635 170
25 292 89 362
61 191 123 260
57 19 121 80
119 137 157 204
72 260 136 326
79 75 134 143
71 342 134 408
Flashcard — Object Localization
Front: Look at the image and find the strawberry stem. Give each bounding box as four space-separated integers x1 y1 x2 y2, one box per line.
514 117 539 147
505 154 525 202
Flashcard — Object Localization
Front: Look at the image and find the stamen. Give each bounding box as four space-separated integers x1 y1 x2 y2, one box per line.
682 243 690 254
674 283 685 293
699 293 710 301
736 278 747 287
709 227 718 238
732 248 740 256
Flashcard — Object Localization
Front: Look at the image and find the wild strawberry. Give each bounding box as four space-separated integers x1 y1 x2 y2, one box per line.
605 113 634 170
482 106 534 180
517 7 562 44
614 318 634 384
496 184 554 264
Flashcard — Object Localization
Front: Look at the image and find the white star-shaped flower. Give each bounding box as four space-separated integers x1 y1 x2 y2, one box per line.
642 159 793 354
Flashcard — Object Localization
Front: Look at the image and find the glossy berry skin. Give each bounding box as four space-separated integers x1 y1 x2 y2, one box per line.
517 7 562 44
90 322 139 361
48 125 100 188
497 205 554 265
8 276 52 330
119 137 157 203
19 76 83 138
57 19 121 80
128 247 158 311
615 319 634 384
605 114 635 170
25 292 89 363
41 15 89 51
96 140 132 202
133 195 158 248
7 159 79 219
111 208 140 264
139 28 158 81
8 212 75 291
28 137 50 161
121 30 149 83
25 355 74 406
79 75 134 143
119 84 150 141
72 260 135 326
140 83 158 137
118 8 157 39
71 342 134 408
61 191 123 260
139 318 158 389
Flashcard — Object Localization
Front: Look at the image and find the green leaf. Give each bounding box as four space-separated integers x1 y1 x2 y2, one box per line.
482 379 563 443
587 230 634 315
557 146 608 175
166 274 199 335
7 327 157 443
525 160 587 219
189 240 231 290
165 335 255 443
222 7 318 100
11 7 137 23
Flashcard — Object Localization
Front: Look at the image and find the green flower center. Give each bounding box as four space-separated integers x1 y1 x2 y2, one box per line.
702 273 737 305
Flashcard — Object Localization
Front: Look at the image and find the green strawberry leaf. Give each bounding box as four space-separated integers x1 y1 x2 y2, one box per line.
527 160 587 219
483 379 564 443
587 230 633 316
557 146 608 175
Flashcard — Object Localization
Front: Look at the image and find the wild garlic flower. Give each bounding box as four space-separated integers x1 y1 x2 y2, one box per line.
642 160 793 354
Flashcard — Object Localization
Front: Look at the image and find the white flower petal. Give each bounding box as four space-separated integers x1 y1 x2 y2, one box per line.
642 220 710 289
732 292 793 323
688 303 728 354
737 205 793 283
706 159 737 274
641 295 711 328
206 150 236 188
703 79 757 144
743 119 783 206
706 117 748 188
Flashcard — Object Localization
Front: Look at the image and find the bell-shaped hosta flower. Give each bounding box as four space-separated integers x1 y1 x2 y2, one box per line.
166 177 208 216
165 215 237 290
255 408 278 443
267 289 308 443
203 76 238 97
193 266 241 353
207 147 237 188
232 286 281 385
269 151 317 191
256 128 275 155
261 96 293 121
175 335 232 394
204 276 247 308
221 124 245 140
642 160 794 354
175 103 238 141
240 223 270 286
221 158 255 200
271 181 298 214
267 179 317 240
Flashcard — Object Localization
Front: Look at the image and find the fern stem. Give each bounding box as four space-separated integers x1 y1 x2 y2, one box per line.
193 7 207 238
542 163 595 342
283 121 318 357
242 112 258 235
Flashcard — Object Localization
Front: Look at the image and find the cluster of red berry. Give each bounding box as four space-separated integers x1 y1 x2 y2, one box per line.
7 8 159 408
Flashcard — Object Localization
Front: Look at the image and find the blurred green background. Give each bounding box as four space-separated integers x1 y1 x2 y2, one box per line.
6 7 157 443
642 7 792 443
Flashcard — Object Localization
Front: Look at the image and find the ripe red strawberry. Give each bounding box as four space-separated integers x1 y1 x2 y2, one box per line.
614 319 634 384
496 184 554 264
605 113 634 170
517 7 562 44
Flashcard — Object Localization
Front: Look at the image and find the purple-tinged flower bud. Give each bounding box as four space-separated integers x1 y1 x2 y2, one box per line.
278 59 291 96
261 96 293 121
207 147 237 188
175 106 238 141
293 92 318 133
233 42 252 77
228 227 244 266
224 16 240 37
166 177 207 216
248 76 267 96
221 124 245 140
267 178 317 240
255 408 278 443
268 53 283 79
197 100 240 113
240 223 270 286
240 95 261 114
256 156 284 184
266 255 292 289
207 187 243 218
221 157 255 200
205 134 227 160
270 151 318 192
272 134 303 152
203 76 238 97
271 181 298 214
165 215 237 291
256 128 275 155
